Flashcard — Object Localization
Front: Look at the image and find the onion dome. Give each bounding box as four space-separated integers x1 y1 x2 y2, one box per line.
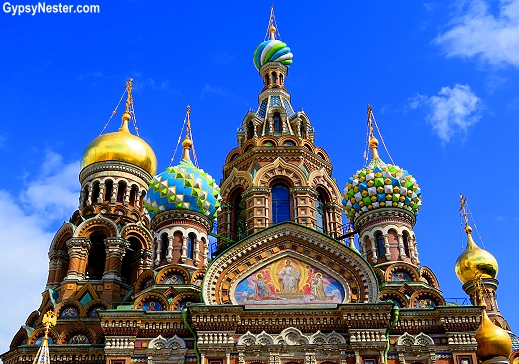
343 135 421 221
81 80 157 175
475 309 512 361
455 225 498 284
253 25 293 70
144 135 221 220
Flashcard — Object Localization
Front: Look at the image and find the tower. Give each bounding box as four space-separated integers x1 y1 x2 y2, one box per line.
343 107 443 309
216 22 344 254
455 195 512 364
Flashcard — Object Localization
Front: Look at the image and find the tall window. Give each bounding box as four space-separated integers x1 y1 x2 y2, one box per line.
272 185 291 224
403 232 410 256
233 191 246 240
129 186 138 206
117 181 126 203
375 232 385 258
92 181 100 203
273 113 281 132
247 120 254 140
104 180 113 202
160 233 168 261
315 192 326 233
86 234 106 280
187 233 196 259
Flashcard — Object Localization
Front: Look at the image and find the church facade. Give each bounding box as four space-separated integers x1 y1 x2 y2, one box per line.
2 13 518 364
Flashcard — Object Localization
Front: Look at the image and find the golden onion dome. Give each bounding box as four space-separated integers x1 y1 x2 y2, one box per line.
475 309 512 361
455 226 498 284
80 112 157 175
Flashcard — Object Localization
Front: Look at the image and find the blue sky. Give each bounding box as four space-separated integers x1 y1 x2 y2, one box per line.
1 0 519 352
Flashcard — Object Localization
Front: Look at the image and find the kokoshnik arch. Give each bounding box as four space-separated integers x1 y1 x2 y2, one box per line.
2 9 518 364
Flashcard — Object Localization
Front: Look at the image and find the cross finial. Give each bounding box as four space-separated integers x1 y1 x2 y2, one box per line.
367 104 379 159
125 78 133 114
182 105 193 161
459 194 470 231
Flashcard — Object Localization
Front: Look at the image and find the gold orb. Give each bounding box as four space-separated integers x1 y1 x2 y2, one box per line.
475 310 512 361
455 228 498 284
81 121 157 175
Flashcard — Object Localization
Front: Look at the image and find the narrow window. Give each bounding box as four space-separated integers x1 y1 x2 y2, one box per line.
272 185 290 224
129 186 138 206
403 231 410 256
187 233 195 259
315 192 326 233
279 73 284 85
117 181 126 203
233 191 246 240
160 233 168 261
273 113 281 132
92 181 100 203
86 234 106 280
104 180 113 202
272 72 278 84
247 120 254 140
376 232 385 258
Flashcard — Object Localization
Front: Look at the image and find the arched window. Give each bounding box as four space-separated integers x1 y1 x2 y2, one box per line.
375 232 385 258
139 191 146 212
300 123 307 139
233 191 246 241
81 186 89 208
403 231 410 256
160 233 168 261
247 120 254 140
279 73 284 85
187 233 196 259
315 192 326 233
273 113 281 132
117 181 126 203
272 72 278 83
92 181 100 203
104 180 113 202
272 184 291 224
129 186 138 206
86 233 106 280
120 237 139 285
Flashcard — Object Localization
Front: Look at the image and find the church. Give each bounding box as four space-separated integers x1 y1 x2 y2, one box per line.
1 10 518 364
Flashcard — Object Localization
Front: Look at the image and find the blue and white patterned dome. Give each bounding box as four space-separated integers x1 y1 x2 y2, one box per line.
144 155 221 220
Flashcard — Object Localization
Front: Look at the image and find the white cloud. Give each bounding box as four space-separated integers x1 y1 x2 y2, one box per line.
435 0 519 67
410 84 482 143
0 152 79 353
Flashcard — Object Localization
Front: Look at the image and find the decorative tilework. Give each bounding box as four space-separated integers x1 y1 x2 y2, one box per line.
435 353 453 359
343 157 421 221
145 158 221 220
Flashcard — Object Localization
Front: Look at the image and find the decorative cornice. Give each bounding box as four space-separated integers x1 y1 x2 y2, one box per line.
151 209 213 232
355 208 416 233
80 161 152 185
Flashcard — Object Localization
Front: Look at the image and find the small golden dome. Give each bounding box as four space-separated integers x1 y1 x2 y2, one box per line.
475 309 512 361
455 226 498 284
80 117 157 175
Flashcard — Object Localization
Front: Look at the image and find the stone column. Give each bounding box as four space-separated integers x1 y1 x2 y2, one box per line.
166 235 174 262
110 184 117 203
103 237 130 280
370 237 378 263
98 183 105 203
194 238 201 266
85 184 93 206
65 238 91 280
383 234 391 259
181 236 188 261
124 185 131 206
202 239 209 268
47 250 69 288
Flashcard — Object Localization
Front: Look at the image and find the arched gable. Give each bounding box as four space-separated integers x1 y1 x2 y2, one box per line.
253 157 307 188
49 222 75 251
308 169 342 203
220 169 253 199
74 214 118 238
202 223 378 305
120 222 153 250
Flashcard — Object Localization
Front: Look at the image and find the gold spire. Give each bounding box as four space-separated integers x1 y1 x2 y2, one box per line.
367 105 380 159
120 78 133 132
455 194 498 284
267 5 277 41
182 105 193 161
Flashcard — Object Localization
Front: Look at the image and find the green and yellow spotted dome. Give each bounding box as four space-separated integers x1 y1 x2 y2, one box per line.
343 138 421 222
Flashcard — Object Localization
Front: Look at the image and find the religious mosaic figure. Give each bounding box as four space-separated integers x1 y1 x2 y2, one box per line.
311 273 329 301
278 259 301 292
255 273 275 300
